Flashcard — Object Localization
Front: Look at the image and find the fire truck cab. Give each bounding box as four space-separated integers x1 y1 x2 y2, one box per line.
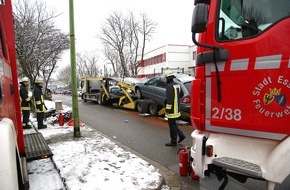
190 0 290 189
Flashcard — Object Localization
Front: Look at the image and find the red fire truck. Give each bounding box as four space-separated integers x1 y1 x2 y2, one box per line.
190 0 290 189
0 1 52 189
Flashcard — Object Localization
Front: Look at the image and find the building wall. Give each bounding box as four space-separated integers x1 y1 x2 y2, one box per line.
137 44 197 78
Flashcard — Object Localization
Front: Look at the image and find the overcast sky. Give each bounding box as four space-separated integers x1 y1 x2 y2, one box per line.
44 0 194 70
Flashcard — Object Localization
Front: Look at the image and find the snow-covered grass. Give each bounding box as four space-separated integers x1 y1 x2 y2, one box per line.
25 100 165 190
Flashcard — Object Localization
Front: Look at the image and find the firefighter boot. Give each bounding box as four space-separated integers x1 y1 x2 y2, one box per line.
23 123 32 129
38 125 47 129
178 136 186 143
165 142 177 146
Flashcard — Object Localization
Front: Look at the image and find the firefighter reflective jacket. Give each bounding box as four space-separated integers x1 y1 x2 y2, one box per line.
19 84 31 110
165 81 181 119
33 85 46 113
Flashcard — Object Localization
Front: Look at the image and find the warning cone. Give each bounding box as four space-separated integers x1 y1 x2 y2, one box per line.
67 119 85 127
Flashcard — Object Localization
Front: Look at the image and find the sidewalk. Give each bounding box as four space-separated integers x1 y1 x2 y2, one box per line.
25 100 182 190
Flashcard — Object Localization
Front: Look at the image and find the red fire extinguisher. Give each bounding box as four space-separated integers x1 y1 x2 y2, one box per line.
178 147 189 176
58 113 64 126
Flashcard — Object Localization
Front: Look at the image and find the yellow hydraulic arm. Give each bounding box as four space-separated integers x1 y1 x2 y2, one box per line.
117 81 136 109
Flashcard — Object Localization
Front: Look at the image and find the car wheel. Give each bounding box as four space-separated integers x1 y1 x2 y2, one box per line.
136 88 142 99
148 103 157 116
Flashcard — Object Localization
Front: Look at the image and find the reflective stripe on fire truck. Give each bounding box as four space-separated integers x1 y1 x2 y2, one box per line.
230 58 249 71
205 54 288 140
255 55 282 70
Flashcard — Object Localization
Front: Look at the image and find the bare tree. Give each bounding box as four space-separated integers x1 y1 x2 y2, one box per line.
137 12 157 74
99 11 129 77
57 65 71 88
76 51 100 77
13 0 69 88
126 11 140 76
99 10 157 77
104 45 121 77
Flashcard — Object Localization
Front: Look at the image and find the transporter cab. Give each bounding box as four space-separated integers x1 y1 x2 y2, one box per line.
190 0 290 189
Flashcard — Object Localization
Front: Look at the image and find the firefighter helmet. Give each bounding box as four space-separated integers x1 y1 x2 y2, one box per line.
21 77 29 83
164 70 174 78
35 77 43 84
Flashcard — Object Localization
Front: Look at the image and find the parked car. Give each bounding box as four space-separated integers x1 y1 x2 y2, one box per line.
122 77 142 87
134 73 194 120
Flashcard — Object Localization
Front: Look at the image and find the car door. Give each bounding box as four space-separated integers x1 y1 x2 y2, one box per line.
153 77 167 106
141 77 159 100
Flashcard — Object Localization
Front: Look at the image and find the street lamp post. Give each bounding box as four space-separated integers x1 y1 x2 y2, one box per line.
69 0 80 137
103 64 106 77
103 63 110 77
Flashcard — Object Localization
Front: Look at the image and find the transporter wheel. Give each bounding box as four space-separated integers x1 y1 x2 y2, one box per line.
82 94 87 102
136 101 144 113
97 94 103 105
96 94 100 104
148 103 157 116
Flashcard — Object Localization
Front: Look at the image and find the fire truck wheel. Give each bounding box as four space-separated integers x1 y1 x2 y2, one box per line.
148 103 157 116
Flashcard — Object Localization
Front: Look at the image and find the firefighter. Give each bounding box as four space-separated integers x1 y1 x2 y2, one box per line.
164 70 185 146
33 77 47 129
19 77 32 129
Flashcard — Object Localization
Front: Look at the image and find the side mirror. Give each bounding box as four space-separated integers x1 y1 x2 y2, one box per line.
191 4 208 33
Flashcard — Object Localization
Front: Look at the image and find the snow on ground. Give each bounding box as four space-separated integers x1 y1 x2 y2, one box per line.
24 100 167 190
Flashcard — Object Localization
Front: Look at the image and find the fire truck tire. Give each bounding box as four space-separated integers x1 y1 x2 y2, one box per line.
148 103 157 116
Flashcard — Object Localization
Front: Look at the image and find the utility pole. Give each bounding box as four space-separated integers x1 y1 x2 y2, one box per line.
69 0 80 137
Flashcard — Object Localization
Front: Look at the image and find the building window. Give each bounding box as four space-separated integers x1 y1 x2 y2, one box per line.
163 53 166 62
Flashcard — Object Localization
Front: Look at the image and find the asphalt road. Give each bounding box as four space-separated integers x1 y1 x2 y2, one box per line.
53 94 267 190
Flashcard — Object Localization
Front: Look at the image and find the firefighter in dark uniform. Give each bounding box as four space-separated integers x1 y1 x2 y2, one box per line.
19 77 32 129
33 77 47 129
164 70 185 146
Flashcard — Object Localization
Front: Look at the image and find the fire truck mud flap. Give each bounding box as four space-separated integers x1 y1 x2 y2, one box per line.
24 133 53 161
191 130 207 177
